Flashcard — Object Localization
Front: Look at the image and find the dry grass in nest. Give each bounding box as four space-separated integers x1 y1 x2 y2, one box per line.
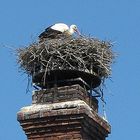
17 36 115 80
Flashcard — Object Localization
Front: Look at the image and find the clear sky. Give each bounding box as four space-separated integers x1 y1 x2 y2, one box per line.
0 0 140 139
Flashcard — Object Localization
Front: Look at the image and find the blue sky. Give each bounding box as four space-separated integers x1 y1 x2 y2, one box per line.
0 0 140 139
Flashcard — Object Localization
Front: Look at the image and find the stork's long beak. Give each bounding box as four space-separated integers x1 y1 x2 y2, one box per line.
76 29 81 36
75 29 83 37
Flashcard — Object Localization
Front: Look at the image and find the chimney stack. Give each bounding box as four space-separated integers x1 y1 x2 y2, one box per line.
17 84 110 140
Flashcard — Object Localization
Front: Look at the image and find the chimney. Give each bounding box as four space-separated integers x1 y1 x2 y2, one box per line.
17 84 110 139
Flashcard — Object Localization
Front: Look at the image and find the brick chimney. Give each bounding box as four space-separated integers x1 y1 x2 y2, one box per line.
17 84 110 140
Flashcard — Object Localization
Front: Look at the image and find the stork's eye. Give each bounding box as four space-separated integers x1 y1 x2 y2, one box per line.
74 26 77 30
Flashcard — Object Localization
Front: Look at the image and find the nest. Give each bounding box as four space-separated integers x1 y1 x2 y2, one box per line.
17 36 115 80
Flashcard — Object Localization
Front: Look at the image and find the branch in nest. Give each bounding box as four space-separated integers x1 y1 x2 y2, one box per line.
16 36 115 79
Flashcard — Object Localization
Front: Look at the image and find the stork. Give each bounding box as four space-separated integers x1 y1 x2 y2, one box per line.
39 23 81 39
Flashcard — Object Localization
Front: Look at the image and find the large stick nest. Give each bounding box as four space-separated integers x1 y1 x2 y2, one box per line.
17 36 115 79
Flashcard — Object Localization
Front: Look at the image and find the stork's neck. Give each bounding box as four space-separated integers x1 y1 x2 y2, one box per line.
69 27 75 35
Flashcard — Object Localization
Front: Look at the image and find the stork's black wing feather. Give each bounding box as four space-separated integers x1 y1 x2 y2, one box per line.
39 25 62 39
45 24 53 31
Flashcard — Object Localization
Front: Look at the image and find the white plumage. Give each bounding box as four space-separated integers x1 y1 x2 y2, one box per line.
39 23 80 39
50 23 69 32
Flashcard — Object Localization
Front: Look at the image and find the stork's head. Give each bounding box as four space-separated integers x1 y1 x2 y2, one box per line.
70 25 81 35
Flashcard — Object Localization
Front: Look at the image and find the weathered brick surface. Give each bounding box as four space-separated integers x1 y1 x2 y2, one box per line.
17 85 110 140
32 84 98 112
17 100 110 140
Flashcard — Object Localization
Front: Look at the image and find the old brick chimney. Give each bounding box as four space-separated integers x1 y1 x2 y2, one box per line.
17 78 111 139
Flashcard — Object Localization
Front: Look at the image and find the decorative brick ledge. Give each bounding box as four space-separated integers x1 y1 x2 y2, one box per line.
17 100 110 140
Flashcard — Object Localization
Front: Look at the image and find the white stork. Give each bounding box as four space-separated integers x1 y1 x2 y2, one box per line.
39 23 81 39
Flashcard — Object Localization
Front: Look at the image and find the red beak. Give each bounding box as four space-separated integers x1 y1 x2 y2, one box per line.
75 29 81 36
75 29 83 37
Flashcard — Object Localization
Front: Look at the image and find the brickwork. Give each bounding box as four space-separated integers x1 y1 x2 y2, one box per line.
17 85 111 140
32 85 98 112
